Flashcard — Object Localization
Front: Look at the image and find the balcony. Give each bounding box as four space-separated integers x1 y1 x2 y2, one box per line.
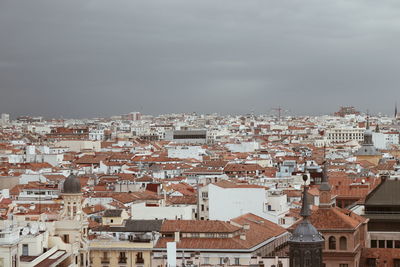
101 258 110 264
136 258 144 264
118 257 127 264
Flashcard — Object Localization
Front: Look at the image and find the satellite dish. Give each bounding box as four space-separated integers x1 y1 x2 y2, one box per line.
21 227 29 236
30 223 39 235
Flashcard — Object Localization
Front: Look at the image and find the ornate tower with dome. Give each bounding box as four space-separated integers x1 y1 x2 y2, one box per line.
61 173 83 219
289 175 324 267
54 173 89 266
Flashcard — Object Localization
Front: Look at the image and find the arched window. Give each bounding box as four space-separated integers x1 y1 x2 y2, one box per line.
304 250 311 267
293 250 300 267
340 236 347 250
329 236 336 250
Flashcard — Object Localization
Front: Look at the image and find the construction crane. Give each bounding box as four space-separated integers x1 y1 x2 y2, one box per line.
271 107 290 121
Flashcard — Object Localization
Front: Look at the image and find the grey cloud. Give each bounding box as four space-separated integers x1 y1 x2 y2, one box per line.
1 0 400 118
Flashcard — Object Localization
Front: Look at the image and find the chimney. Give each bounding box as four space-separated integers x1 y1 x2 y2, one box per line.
243 223 250 230
240 233 246 240
174 231 180 242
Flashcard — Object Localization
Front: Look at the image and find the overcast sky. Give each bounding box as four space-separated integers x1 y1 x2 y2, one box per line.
1 0 400 118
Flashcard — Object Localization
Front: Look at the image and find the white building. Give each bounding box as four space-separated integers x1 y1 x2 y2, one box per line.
372 131 400 149
225 141 260 153
207 181 289 226
326 127 364 143
167 145 207 161
89 129 104 141
131 202 195 220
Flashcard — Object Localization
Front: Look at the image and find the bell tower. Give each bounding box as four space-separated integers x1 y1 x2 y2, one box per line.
61 173 83 219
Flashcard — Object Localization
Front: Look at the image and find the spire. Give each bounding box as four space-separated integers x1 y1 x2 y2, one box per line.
300 174 311 218
320 160 331 191
366 111 370 130
395 102 398 118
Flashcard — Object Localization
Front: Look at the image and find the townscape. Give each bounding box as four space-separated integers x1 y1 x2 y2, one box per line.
1 106 400 266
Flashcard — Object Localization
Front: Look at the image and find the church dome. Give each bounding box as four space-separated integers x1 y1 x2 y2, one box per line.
290 219 324 243
62 174 81 194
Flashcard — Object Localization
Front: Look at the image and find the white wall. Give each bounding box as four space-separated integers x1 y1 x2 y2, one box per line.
167 146 206 161
208 184 266 221
225 141 260 153
131 202 194 220
372 132 399 149
54 140 101 152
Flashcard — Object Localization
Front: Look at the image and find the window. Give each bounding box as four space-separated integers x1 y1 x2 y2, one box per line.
371 240 377 248
339 236 347 250
63 234 69 243
387 240 393 248
235 258 240 265
394 259 400 267
339 264 348 267
204 257 209 264
136 252 144 264
328 236 336 250
119 252 127 263
22 244 29 256
395 240 400 248
304 251 311 266
379 240 385 248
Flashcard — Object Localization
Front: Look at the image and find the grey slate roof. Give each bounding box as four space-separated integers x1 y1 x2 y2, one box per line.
365 179 400 206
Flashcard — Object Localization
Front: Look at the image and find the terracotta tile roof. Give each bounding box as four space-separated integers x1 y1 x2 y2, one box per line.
43 174 66 182
83 204 106 215
224 163 264 172
75 154 108 164
293 207 364 231
156 213 288 250
161 220 240 233
167 195 197 205
213 180 266 189
155 237 247 250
